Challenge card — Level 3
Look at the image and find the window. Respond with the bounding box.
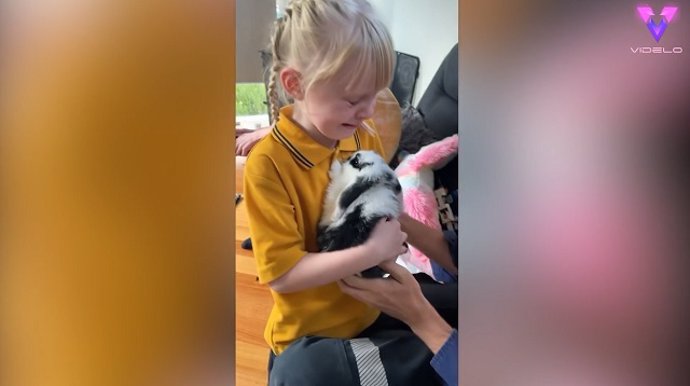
[236,83,269,129]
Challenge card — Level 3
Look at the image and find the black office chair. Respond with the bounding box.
[389,51,420,107]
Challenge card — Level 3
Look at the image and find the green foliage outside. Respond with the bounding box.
[236,83,267,116]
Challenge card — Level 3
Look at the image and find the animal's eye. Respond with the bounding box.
[350,154,360,168]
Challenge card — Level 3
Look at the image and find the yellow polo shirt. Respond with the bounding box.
[244,105,386,354]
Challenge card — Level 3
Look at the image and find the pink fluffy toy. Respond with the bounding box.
[395,134,459,278]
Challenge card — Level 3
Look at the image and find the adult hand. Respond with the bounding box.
[399,212,458,276]
[339,260,453,354]
[364,218,408,264]
[338,260,428,326]
[235,127,270,156]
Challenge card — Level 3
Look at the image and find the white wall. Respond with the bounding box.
[236,0,275,83]
[370,0,458,105]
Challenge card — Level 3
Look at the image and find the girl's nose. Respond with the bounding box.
[355,96,377,120]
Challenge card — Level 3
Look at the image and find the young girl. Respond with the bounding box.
[244,1,440,384]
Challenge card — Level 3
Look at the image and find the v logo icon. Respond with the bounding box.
[637,6,678,42]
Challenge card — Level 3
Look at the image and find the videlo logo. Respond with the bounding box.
[631,5,683,54]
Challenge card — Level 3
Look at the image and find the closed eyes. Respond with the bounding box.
[345,93,376,106]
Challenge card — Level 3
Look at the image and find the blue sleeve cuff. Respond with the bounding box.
[430,329,458,386]
[431,229,458,283]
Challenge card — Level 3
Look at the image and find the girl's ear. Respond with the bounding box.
[279,68,304,100]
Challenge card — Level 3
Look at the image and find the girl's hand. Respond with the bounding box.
[364,218,408,264]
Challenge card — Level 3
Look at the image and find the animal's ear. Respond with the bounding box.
[338,177,375,210]
[384,173,402,193]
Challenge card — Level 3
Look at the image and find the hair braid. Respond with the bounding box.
[267,15,288,127]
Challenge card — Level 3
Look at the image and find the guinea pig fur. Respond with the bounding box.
[317,151,402,277]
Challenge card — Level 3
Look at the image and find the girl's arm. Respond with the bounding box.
[399,212,458,276]
[269,218,407,293]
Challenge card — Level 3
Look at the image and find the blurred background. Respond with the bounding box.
[459,0,690,384]
[3,0,689,385]
[1,1,235,386]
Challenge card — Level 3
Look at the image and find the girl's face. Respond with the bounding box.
[291,69,380,148]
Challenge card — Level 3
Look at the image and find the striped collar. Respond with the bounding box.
[271,105,362,169]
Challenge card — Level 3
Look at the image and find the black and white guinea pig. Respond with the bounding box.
[317,150,403,278]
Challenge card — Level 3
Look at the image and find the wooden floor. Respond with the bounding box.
[235,156,273,386]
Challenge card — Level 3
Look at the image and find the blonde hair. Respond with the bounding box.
[267,0,395,126]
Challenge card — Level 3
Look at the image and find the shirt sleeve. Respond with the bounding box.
[430,329,458,386]
[243,154,308,284]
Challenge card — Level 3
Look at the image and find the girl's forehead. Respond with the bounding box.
[329,68,379,96]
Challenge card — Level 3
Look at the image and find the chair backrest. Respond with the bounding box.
[416,43,458,191]
[389,51,420,107]
[372,88,402,163]
[417,43,458,140]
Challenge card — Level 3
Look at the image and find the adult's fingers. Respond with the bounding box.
[237,143,249,156]
[235,128,253,136]
[340,275,370,289]
[337,280,375,303]
[378,260,414,285]
[400,234,409,254]
[337,278,372,296]
[236,138,254,156]
[340,274,387,291]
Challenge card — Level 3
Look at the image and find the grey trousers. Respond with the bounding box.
[268,316,444,386]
